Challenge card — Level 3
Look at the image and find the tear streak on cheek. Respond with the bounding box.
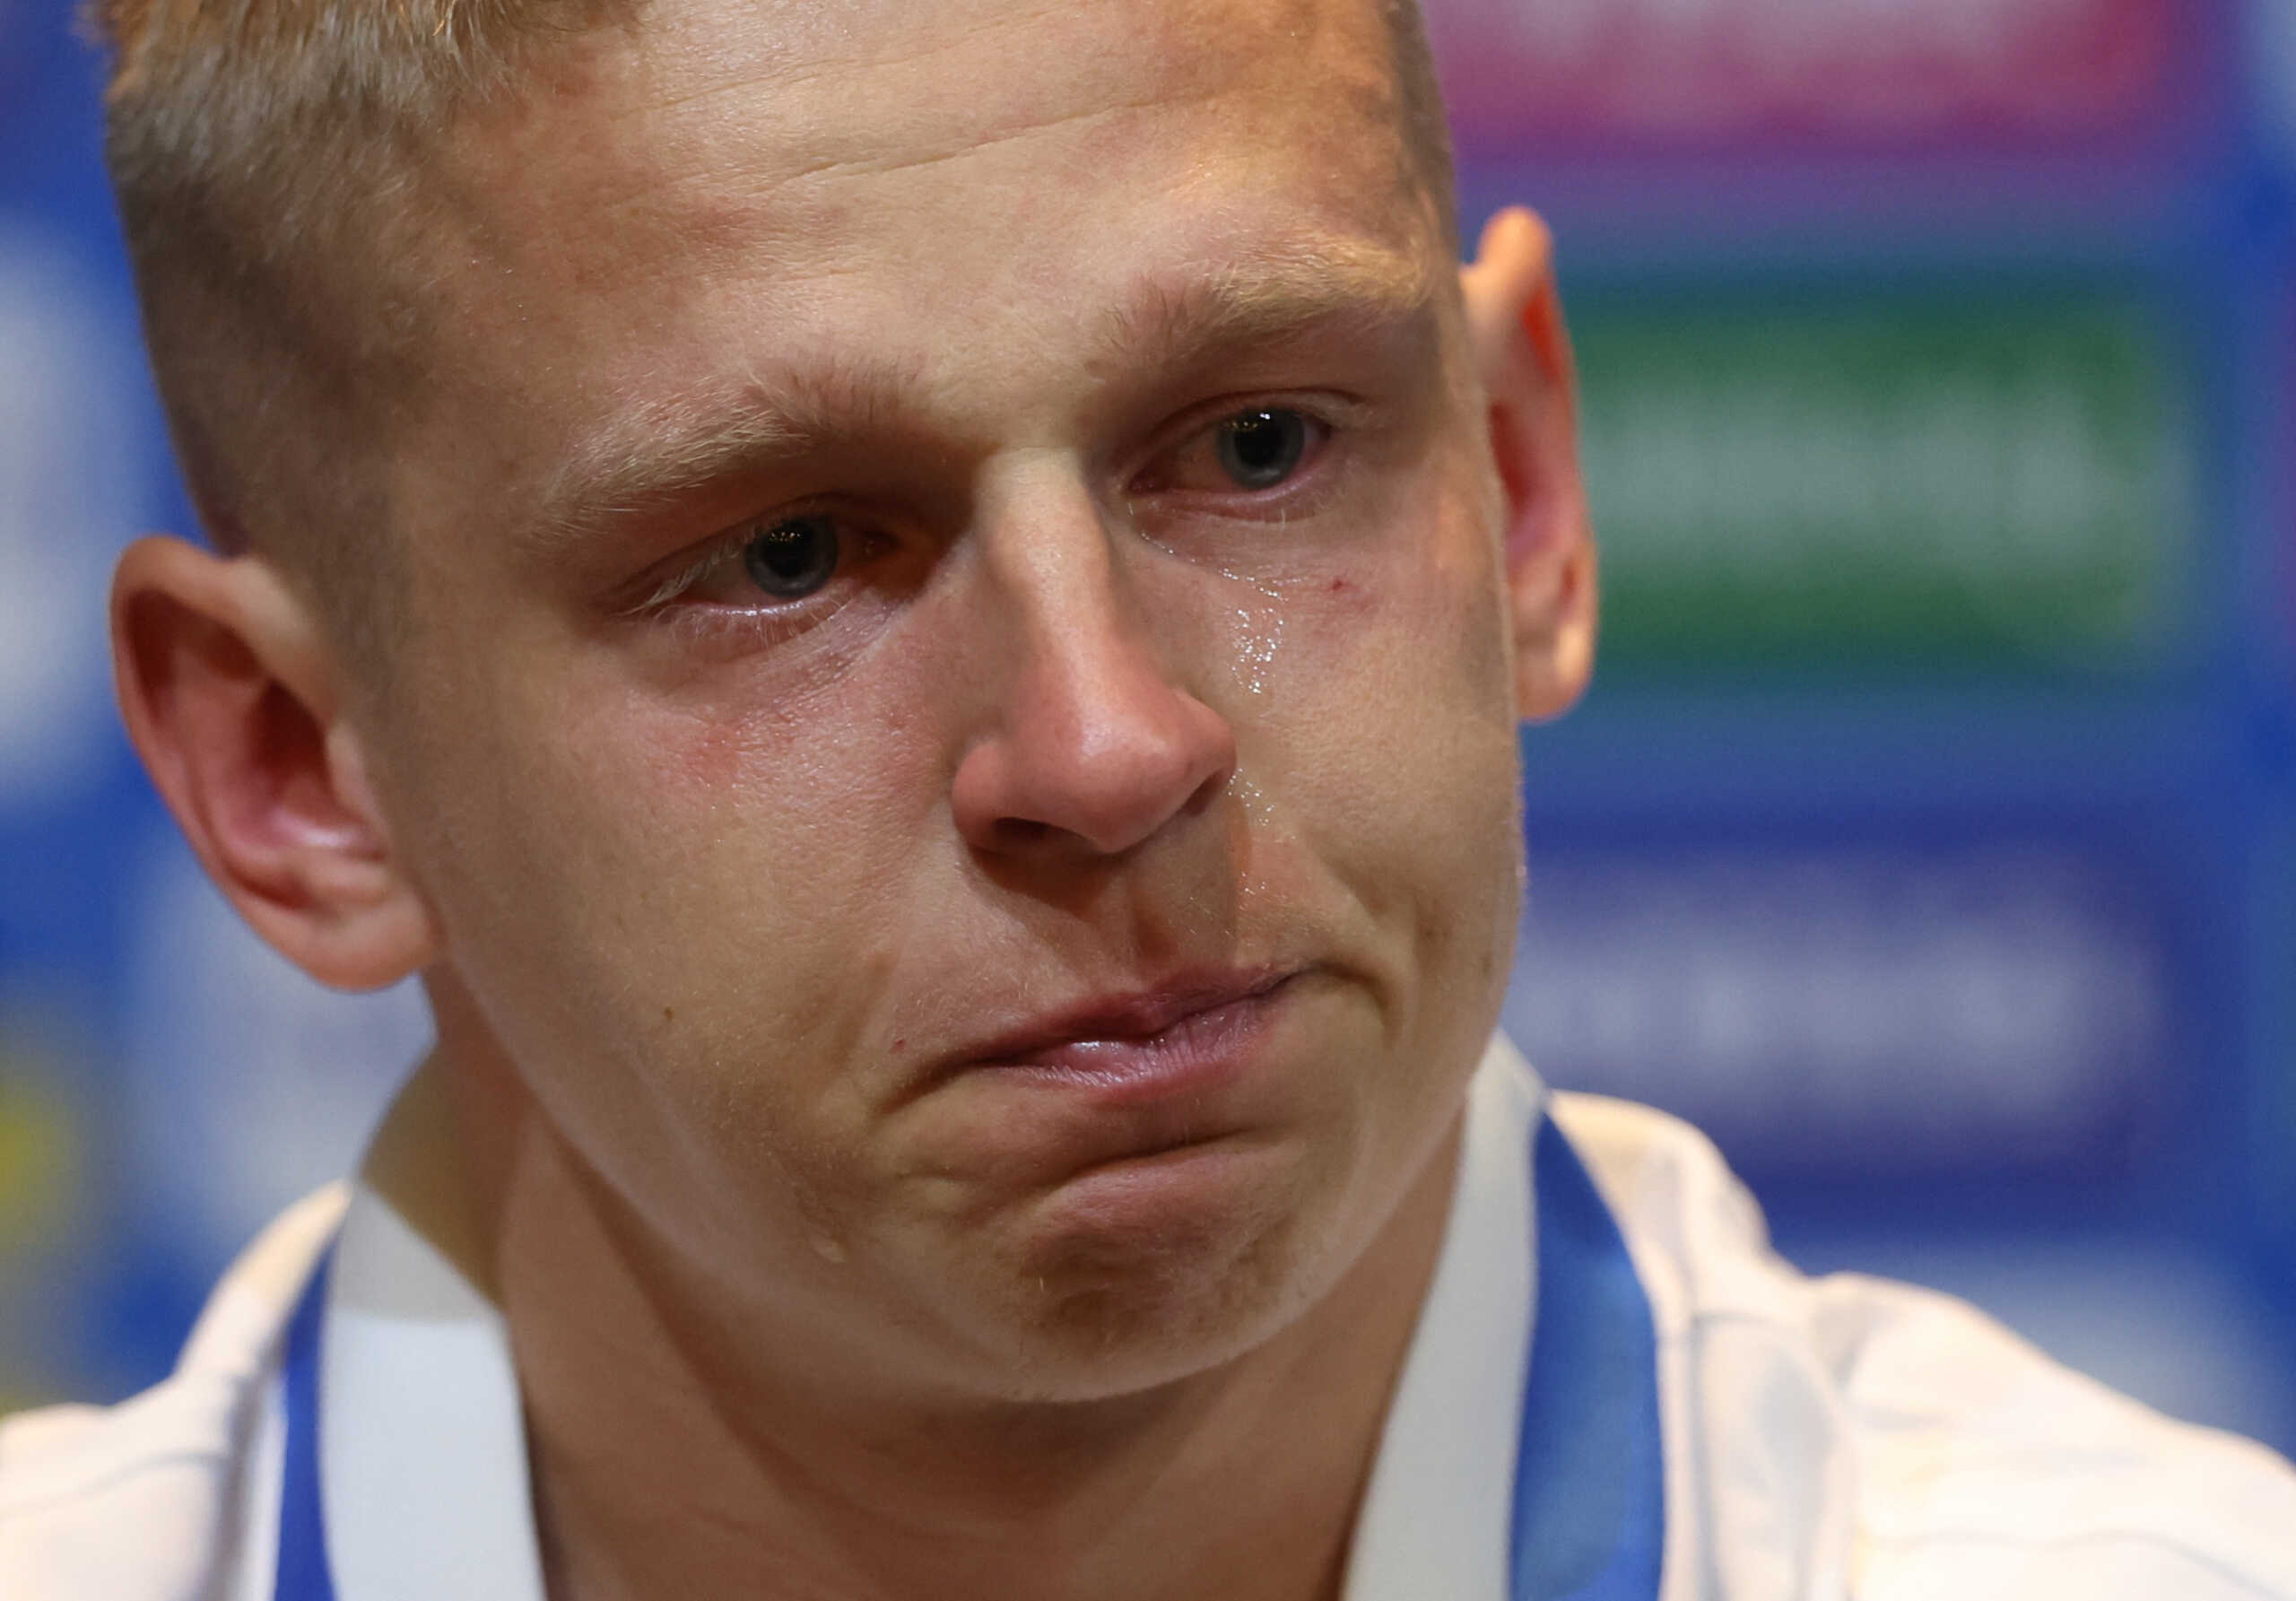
[1238,564,1390,684]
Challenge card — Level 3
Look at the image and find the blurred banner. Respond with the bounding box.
[1,0,2291,1452]
[1432,0,2183,149]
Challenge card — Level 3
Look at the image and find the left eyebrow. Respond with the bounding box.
[1092,238,1447,374]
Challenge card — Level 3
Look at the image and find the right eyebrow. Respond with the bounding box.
[521,356,920,563]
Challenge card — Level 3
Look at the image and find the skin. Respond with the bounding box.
[109,1,1595,1597]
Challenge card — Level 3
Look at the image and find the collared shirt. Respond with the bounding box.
[4,1038,2293,1599]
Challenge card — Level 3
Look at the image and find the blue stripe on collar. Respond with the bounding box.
[275,1247,338,1601]
[1511,1114,1667,1601]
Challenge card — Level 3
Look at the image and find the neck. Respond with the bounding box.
[369,1014,1462,1601]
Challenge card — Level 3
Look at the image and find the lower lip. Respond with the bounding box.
[970,979,1294,1108]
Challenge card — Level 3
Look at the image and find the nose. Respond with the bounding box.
[950,490,1236,860]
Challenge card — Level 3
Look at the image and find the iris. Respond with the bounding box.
[744,515,839,599]
[1217,410,1309,490]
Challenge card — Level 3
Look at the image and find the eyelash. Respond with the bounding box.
[624,518,887,612]
[631,543,736,613]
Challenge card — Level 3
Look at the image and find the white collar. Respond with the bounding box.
[320,1178,544,1601]
[1343,1037,1541,1601]
[314,1038,1544,1601]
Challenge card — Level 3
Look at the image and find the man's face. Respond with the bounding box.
[365,0,1526,1398]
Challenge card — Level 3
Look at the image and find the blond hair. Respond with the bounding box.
[89,0,625,666]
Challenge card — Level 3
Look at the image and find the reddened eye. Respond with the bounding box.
[742,515,840,598]
[1214,409,1313,490]
[1141,406,1330,500]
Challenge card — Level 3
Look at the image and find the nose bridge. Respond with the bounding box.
[951,461,1236,857]
[978,467,1150,710]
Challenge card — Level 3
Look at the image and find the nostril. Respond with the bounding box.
[994,817,1054,848]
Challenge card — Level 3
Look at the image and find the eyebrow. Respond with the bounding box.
[1092,238,1446,372]
[526,239,1444,558]
[525,358,921,562]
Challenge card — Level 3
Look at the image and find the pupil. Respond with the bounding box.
[1218,411,1304,490]
[743,516,839,598]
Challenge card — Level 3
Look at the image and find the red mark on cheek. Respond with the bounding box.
[1321,574,1379,618]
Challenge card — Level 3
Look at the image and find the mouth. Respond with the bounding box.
[926,967,1304,1108]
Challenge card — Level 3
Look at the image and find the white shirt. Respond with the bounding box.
[4,1039,2292,1599]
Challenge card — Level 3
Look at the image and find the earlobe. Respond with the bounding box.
[1459,206,1599,723]
[110,535,439,990]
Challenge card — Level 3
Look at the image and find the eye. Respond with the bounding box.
[1137,405,1332,501]
[1214,409,1312,490]
[742,514,841,599]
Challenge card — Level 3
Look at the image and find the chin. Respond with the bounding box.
[954,1141,1356,1402]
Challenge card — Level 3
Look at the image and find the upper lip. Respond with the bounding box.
[935,966,1298,1074]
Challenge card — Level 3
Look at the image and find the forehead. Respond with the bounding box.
[477,0,1413,226]
[402,0,1437,452]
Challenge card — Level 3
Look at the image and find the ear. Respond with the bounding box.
[1459,206,1597,723]
[110,535,440,990]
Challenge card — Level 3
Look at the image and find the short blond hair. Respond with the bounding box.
[88,0,1453,664]
[89,0,625,666]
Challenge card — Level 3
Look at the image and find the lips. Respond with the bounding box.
[926,967,1301,1107]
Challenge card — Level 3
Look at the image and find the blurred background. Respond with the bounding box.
[0,0,2290,1453]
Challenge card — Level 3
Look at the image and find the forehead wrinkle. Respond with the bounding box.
[580,49,1237,225]
[525,354,925,556]
[576,85,1215,233]
[778,90,1206,189]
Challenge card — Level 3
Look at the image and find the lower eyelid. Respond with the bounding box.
[657,588,864,657]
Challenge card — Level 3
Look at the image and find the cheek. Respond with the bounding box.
[552,685,935,1031]
[404,669,971,1275]
[1261,495,1517,786]
[1239,501,1524,994]
[399,647,944,1140]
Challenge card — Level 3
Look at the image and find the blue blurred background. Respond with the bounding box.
[0,0,2290,1452]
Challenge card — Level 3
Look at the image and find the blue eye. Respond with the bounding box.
[742,515,840,599]
[1215,410,1309,490]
